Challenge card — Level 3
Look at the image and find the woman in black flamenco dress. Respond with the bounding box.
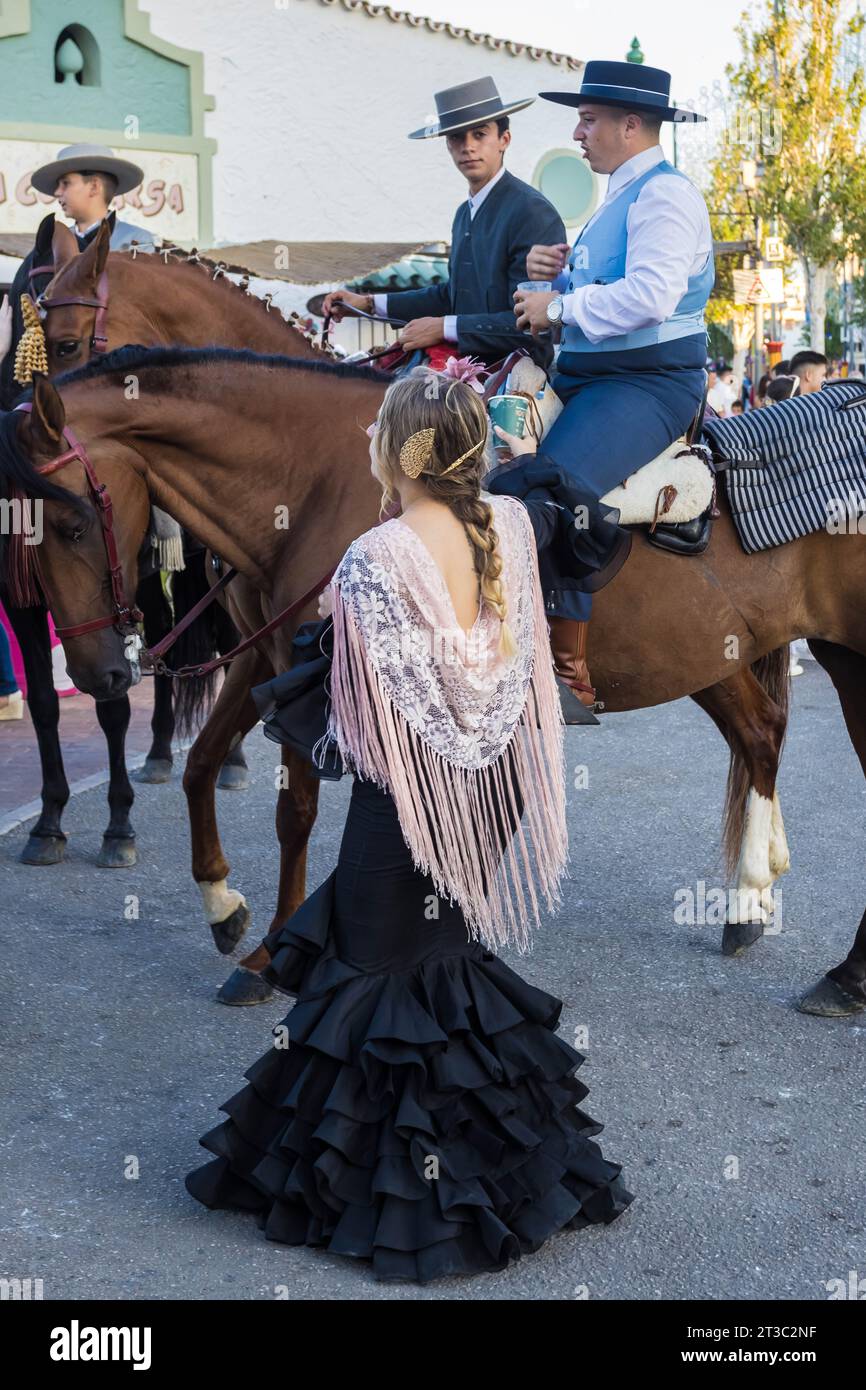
[185,371,633,1283]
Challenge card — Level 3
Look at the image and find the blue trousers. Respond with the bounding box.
[543,334,708,620]
[0,618,19,696]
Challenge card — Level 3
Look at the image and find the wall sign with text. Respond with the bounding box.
[0,140,199,242]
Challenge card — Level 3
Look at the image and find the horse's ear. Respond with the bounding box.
[52,219,79,273]
[80,219,111,281]
[34,212,56,262]
[28,373,67,452]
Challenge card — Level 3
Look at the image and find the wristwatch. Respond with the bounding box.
[546,295,564,324]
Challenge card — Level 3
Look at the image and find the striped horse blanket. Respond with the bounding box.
[701,381,866,553]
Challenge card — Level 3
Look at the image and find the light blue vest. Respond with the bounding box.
[560,159,714,355]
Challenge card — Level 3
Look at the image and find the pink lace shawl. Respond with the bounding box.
[322,493,568,952]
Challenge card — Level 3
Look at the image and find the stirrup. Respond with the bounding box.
[556,677,600,726]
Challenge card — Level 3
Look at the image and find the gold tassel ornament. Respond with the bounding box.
[13,294,48,385]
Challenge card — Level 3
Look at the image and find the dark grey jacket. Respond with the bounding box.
[383,169,566,367]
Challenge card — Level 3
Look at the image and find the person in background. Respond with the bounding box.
[789,349,828,394]
[322,78,566,368]
[755,372,773,407]
[707,361,736,416]
[0,292,23,719]
[771,358,791,377]
[730,398,744,414]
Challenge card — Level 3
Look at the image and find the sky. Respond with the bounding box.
[417,0,747,113]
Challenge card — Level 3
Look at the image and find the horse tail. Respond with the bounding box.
[721,646,792,876]
[167,552,235,738]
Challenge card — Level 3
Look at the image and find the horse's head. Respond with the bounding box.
[39,220,110,374]
[3,372,150,700]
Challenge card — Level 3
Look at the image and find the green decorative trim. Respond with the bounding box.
[0,0,216,245]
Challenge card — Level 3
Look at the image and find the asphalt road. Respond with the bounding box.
[1,657,864,1301]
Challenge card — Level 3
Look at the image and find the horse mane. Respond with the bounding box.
[0,406,87,601]
[0,406,85,507]
[118,242,339,358]
[55,343,389,389]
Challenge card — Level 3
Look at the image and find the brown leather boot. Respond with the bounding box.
[548,617,596,708]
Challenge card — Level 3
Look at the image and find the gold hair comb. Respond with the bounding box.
[440,436,485,476]
[399,427,436,478]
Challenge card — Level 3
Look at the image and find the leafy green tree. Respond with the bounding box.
[707,0,866,352]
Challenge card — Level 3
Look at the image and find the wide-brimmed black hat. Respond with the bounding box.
[540,61,706,123]
[408,77,534,140]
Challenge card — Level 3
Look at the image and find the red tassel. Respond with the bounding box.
[4,488,43,607]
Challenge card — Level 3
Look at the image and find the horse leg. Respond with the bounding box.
[216,730,250,792]
[798,640,866,1017]
[219,746,321,1006]
[689,657,789,957]
[2,600,69,864]
[214,600,250,792]
[94,694,138,867]
[182,645,270,955]
[136,571,175,783]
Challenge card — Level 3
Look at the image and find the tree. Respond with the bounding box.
[707,0,866,352]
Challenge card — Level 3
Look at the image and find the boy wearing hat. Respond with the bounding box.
[503,62,714,706]
[323,78,566,367]
[1,143,155,408]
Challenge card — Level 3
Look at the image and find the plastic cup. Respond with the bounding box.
[516,280,553,293]
[489,394,529,439]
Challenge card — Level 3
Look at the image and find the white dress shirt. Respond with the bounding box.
[374,165,508,343]
[561,144,712,345]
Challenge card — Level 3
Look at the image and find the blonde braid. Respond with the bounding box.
[450,493,516,660]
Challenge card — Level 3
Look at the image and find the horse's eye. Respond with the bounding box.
[60,520,87,543]
[55,340,80,358]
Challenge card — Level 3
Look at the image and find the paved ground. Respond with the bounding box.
[1,658,864,1301]
[0,683,157,830]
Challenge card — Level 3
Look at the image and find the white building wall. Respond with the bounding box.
[141,0,588,245]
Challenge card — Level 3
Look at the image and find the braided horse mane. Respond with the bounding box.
[125,240,340,359]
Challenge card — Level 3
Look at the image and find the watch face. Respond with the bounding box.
[547,297,563,323]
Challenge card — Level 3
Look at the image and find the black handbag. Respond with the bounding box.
[251,618,344,780]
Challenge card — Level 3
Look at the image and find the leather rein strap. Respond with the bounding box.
[38,268,110,353]
[15,402,143,639]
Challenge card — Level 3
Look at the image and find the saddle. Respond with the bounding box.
[505,358,715,556]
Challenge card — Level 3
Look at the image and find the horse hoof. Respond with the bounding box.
[135,757,172,784]
[210,902,250,955]
[19,834,66,866]
[798,975,866,1018]
[96,837,138,868]
[217,967,275,1006]
[217,763,249,791]
[721,919,764,956]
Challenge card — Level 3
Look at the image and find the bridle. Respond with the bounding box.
[36,268,110,354]
[14,402,143,642]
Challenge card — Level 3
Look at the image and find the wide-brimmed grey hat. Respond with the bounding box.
[30,142,144,196]
[409,77,534,140]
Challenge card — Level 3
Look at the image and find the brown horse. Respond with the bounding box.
[36,225,803,973]
[5,346,865,1019]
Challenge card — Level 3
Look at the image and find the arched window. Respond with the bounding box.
[54,25,101,86]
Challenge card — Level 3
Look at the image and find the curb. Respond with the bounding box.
[0,740,195,839]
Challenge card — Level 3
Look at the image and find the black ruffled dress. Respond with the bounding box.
[185,773,633,1283]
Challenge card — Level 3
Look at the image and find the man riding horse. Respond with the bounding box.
[1,142,156,410]
[504,62,714,707]
[322,77,566,368]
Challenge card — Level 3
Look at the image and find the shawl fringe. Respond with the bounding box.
[323,571,568,953]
